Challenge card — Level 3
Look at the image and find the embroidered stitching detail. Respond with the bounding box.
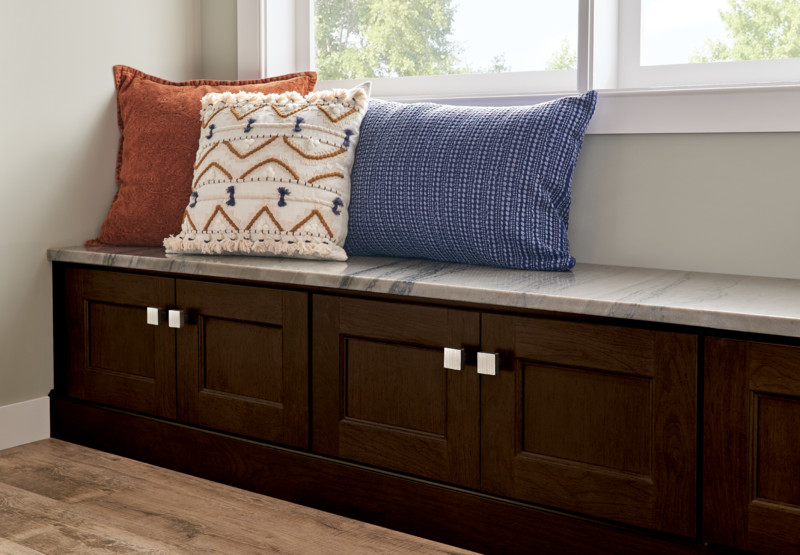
[318,104,357,123]
[192,177,344,196]
[203,205,239,232]
[202,107,227,129]
[277,186,291,207]
[223,136,278,159]
[245,206,284,231]
[290,209,334,238]
[194,162,233,189]
[240,158,300,181]
[283,136,346,160]
[230,105,266,121]
[308,172,345,183]
[182,210,197,231]
[194,143,219,169]
[271,104,309,118]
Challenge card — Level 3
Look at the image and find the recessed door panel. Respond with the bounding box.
[313,295,480,488]
[88,302,158,379]
[345,338,447,436]
[177,280,308,448]
[202,317,283,404]
[78,269,176,418]
[705,337,800,553]
[482,314,696,537]
[523,363,652,475]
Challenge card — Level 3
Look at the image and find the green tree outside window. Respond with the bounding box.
[691,0,800,62]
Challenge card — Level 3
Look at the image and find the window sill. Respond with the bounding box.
[349,83,800,135]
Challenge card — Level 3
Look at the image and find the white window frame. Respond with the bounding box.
[237,0,800,134]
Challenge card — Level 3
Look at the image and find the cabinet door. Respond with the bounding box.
[176,280,308,448]
[61,268,176,418]
[705,337,800,554]
[481,314,697,537]
[312,295,480,488]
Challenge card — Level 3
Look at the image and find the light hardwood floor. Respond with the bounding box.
[0,439,475,554]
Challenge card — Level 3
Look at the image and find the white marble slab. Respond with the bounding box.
[47,246,800,338]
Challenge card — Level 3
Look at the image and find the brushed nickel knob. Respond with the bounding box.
[443,347,465,371]
[146,307,162,326]
[477,352,499,376]
[168,310,185,329]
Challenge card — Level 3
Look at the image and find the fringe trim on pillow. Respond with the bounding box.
[163,231,347,261]
[202,87,370,112]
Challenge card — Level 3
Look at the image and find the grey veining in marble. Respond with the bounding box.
[48,246,800,338]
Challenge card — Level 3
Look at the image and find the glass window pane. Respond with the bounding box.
[641,0,800,66]
[313,0,578,80]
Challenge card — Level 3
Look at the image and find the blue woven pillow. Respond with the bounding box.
[344,92,597,270]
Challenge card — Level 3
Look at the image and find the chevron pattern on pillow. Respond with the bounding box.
[164,85,370,260]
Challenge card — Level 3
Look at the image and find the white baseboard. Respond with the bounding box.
[0,397,50,451]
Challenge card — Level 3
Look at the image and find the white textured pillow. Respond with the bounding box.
[164,85,370,260]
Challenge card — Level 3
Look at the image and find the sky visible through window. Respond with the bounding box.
[451,0,731,71]
[449,0,578,72]
[641,0,729,65]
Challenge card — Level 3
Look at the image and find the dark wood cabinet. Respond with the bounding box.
[312,295,480,488]
[60,268,177,418]
[176,280,308,447]
[704,337,800,554]
[482,315,697,536]
[56,267,308,448]
[52,261,800,554]
[312,294,697,536]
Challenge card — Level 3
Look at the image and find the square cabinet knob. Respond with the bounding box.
[146,307,162,326]
[477,352,499,376]
[444,347,465,371]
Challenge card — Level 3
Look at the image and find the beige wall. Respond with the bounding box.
[0,0,202,409]
[570,133,800,278]
[201,0,239,80]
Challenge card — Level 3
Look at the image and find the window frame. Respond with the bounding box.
[237,0,800,134]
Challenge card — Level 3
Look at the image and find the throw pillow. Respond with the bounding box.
[163,85,371,261]
[344,92,597,271]
[87,65,318,247]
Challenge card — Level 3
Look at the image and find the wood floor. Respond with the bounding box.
[0,439,475,554]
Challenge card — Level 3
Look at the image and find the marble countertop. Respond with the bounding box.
[48,246,800,339]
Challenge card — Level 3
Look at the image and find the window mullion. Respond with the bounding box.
[237,0,265,80]
[577,0,594,92]
[616,0,641,89]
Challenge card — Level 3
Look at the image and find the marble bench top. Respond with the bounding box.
[47,246,800,339]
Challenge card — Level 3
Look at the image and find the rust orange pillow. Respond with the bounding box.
[87,65,317,246]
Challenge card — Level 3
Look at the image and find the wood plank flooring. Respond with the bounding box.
[0,439,475,554]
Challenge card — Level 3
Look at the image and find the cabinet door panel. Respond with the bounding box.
[177,280,308,448]
[523,364,652,474]
[705,338,800,554]
[482,314,697,537]
[312,295,480,488]
[68,268,176,418]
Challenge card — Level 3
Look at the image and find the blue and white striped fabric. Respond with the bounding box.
[344,91,597,271]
